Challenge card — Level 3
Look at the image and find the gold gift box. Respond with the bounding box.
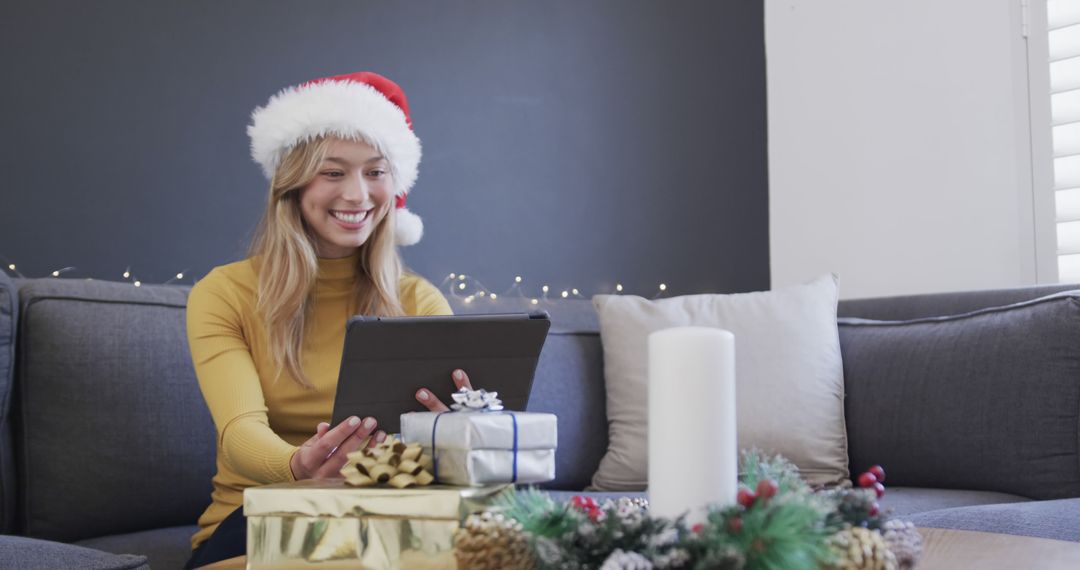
[243,479,512,570]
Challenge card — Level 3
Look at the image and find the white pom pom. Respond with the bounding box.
[395,207,424,246]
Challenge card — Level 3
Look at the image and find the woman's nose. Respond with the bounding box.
[340,174,370,202]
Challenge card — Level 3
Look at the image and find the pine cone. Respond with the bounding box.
[454,511,536,570]
[881,520,923,570]
[826,527,898,570]
[599,549,654,570]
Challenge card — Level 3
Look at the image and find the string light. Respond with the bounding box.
[659,283,667,291]
[489,293,497,300]
[449,273,456,279]
[515,276,522,283]
[616,284,623,292]
[571,288,579,296]
[458,283,466,290]
[7,264,14,271]
[561,290,569,298]
[134,281,141,287]
[542,285,549,293]
[49,267,75,278]
[531,299,538,305]
[123,266,131,279]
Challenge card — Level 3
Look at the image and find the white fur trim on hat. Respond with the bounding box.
[247,80,422,196]
[395,207,424,246]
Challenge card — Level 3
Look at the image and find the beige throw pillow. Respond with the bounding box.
[590,274,848,491]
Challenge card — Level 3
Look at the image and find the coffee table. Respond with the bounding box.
[200,527,1080,569]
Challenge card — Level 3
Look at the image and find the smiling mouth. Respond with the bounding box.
[331,210,369,224]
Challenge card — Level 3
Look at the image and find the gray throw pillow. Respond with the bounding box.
[839,291,1080,500]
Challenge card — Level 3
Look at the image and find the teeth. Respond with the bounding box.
[332,210,368,224]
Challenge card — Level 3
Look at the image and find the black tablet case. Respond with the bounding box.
[331,311,551,434]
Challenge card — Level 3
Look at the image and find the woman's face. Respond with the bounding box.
[299,138,394,258]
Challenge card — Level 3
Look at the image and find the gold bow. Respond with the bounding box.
[339,435,436,488]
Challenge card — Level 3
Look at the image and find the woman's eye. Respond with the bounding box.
[367,169,387,177]
[321,171,344,178]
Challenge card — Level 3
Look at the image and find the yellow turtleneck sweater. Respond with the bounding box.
[185,254,452,550]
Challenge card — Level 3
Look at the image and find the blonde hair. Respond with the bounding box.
[249,136,406,388]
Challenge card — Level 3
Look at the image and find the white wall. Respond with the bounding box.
[766,0,1048,299]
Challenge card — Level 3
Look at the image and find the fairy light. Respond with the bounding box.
[438,273,686,302]
[51,271,59,277]
[134,281,141,287]
[7,264,14,271]
[49,267,75,278]
[123,266,131,279]
[176,273,184,280]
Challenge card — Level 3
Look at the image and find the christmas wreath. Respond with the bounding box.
[455,450,922,570]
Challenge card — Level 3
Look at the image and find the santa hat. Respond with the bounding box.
[247,71,425,246]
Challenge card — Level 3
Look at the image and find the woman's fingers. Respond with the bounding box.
[312,416,375,459]
[415,388,450,412]
[452,369,473,390]
[315,427,384,477]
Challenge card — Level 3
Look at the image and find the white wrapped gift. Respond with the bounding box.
[399,389,557,486]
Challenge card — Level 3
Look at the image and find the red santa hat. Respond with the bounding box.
[247,71,425,246]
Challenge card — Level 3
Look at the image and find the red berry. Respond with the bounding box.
[868,465,886,483]
[869,502,880,517]
[728,517,743,534]
[756,479,779,499]
[587,506,602,522]
[691,523,705,534]
[737,488,758,508]
[857,472,878,488]
[570,496,598,511]
[873,482,885,498]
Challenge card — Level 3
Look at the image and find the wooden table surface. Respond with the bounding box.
[201,527,1080,569]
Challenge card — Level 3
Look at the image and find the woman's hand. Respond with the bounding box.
[414,368,473,411]
[290,416,387,480]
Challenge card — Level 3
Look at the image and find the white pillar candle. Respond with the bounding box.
[648,326,737,525]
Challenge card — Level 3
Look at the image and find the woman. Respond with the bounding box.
[184,71,469,569]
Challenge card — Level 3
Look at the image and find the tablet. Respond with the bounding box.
[330,311,551,434]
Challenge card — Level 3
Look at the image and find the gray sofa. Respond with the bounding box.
[1,270,1079,569]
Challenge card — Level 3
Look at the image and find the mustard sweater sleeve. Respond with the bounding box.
[406,274,454,316]
[186,272,298,484]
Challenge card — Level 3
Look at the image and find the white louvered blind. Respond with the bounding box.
[1050,0,1080,281]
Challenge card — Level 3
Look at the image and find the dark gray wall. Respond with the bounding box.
[0,0,768,297]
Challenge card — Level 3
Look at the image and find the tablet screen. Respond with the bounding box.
[331,311,551,434]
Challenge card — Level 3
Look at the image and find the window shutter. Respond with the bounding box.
[1050,0,1080,280]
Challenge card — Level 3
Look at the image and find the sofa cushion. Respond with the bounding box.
[589,275,848,491]
[75,524,197,570]
[0,535,149,570]
[15,278,216,542]
[908,498,1080,542]
[839,292,1080,500]
[0,270,17,534]
[878,487,1030,517]
[528,330,607,490]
